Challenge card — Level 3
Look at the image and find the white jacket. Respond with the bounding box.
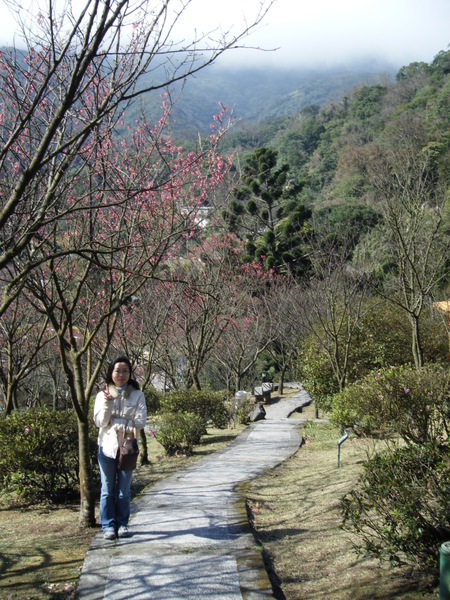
[93,384,147,452]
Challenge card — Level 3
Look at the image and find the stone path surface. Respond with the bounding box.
[77,386,312,600]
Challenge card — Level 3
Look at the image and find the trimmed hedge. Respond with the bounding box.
[150,388,233,455]
[0,407,98,504]
[154,411,205,456]
[330,363,449,443]
[159,389,230,429]
[143,385,163,415]
[341,441,450,571]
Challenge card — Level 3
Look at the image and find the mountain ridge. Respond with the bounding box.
[135,60,399,136]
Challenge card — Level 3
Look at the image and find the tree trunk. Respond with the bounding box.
[77,417,96,528]
[410,314,424,369]
[279,365,286,395]
[192,373,202,390]
[4,380,18,415]
[139,428,150,466]
[5,390,14,415]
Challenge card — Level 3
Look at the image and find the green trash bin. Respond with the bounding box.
[440,542,450,600]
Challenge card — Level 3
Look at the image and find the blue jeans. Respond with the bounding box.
[97,446,134,531]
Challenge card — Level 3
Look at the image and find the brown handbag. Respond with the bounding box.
[117,422,139,471]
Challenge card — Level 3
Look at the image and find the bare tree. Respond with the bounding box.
[264,277,306,394]
[212,287,273,392]
[354,113,449,368]
[0,292,54,413]
[164,234,262,390]
[296,234,370,396]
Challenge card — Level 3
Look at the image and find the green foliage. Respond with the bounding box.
[430,49,450,81]
[227,147,311,277]
[0,407,98,504]
[153,390,232,455]
[330,363,449,443]
[232,393,255,425]
[396,61,430,81]
[350,84,388,120]
[299,301,400,407]
[143,385,163,415]
[341,441,450,572]
[313,203,381,249]
[299,299,447,414]
[159,389,230,429]
[154,411,206,456]
[299,337,339,412]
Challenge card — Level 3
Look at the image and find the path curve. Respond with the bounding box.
[77,388,312,599]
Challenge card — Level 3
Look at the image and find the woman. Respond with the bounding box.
[93,355,147,540]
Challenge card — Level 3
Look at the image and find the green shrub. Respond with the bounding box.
[299,300,447,415]
[228,394,255,425]
[299,338,339,412]
[159,389,230,429]
[155,412,205,456]
[0,407,98,504]
[330,363,449,443]
[143,385,163,415]
[341,441,450,573]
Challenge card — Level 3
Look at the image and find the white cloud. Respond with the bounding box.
[0,0,448,69]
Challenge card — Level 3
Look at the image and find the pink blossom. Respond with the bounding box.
[24,427,30,434]
[404,388,410,394]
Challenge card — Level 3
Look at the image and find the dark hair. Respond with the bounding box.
[105,355,140,390]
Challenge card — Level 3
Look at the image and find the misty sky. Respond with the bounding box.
[0,0,449,70]
[213,0,450,69]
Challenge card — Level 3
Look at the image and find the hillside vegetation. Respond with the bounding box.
[125,60,397,136]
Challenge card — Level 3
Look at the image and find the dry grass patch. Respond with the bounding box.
[0,426,244,600]
[246,403,438,599]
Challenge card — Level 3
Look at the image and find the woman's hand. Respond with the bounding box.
[100,383,113,401]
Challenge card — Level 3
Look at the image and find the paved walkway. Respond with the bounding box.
[77,386,312,600]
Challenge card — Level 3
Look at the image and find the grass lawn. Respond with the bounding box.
[246,401,439,599]
[0,426,244,599]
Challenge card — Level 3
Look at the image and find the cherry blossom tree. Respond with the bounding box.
[0,292,55,414]
[107,278,181,464]
[110,273,202,394]
[0,0,275,526]
[212,284,273,391]
[22,108,232,525]
[163,233,270,390]
[0,0,273,316]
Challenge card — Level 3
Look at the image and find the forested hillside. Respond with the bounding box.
[219,48,449,273]
[218,48,449,270]
[128,60,396,136]
[214,49,450,581]
[224,48,450,192]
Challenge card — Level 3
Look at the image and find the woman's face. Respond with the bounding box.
[111,362,131,388]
